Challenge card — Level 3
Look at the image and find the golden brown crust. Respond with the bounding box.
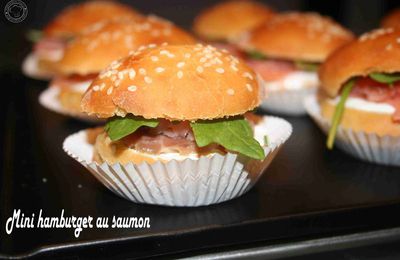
[43,1,142,38]
[320,97,400,136]
[239,12,354,62]
[81,44,261,120]
[94,131,158,164]
[193,0,275,42]
[319,28,400,97]
[58,88,84,113]
[56,16,196,75]
[37,59,59,75]
[381,8,400,28]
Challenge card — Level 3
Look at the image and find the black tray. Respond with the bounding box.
[1,73,400,259]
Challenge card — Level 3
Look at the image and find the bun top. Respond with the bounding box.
[381,9,400,28]
[44,1,141,38]
[193,0,275,42]
[81,44,261,120]
[57,16,196,75]
[239,12,354,62]
[319,28,400,97]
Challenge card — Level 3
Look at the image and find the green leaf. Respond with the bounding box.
[190,117,265,160]
[369,72,400,85]
[326,79,355,149]
[246,50,267,60]
[26,30,43,43]
[105,116,159,141]
[294,60,319,72]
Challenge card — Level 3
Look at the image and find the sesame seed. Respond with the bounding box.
[227,89,235,95]
[115,79,121,87]
[151,56,159,62]
[155,67,165,73]
[92,85,100,91]
[177,62,185,68]
[397,37,400,44]
[200,57,207,63]
[184,53,191,58]
[148,43,156,48]
[196,66,204,73]
[246,84,253,92]
[231,65,238,71]
[128,85,137,92]
[144,76,152,84]
[129,69,136,80]
[139,68,146,75]
[243,72,253,80]
[107,88,113,95]
[118,72,124,80]
[100,83,106,90]
[216,68,225,74]
[177,71,183,79]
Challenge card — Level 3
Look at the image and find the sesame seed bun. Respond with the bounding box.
[239,12,354,62]
[81,44,261,120]
[56,17,196,76]
[193,0,275,42]
[319,97,400,136]
[319,28,400,97]
[43,1,142,38]
[381,8,400,28]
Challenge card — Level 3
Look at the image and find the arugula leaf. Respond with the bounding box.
[295,60,319,72]
[369,72,400,86]
[26,30,42,43]
[190,117,265,160]
[246,50,267,60]
[326,79,355,149]
[105,116,159,141]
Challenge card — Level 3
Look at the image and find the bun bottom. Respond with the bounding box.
[58,88,84,113]
[320,98,400,136]
[94,132,160,164]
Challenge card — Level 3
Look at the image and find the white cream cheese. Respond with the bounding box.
[70,80,93,93]
[329,96,395,114]
[51,80,92,93]
[265,71,319,91]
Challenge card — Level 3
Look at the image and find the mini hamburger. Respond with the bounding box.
[44,17,195,116]
[318,28,400,150]
[381,8,400,28]
[193,0,275,56]
[81,44,266,164]
[239,12,354,115]
[23,0,141,79]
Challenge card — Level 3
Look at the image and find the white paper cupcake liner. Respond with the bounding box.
[63,116,292,207]
[22,53,54,80]
[260,87,316,116]
[304,95,400,166]
[39,87,103,123]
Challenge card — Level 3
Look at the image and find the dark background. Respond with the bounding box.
[1,0,400,73]
[1,1,400,259]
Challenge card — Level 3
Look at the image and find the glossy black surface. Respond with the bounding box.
[1,73,400,258]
